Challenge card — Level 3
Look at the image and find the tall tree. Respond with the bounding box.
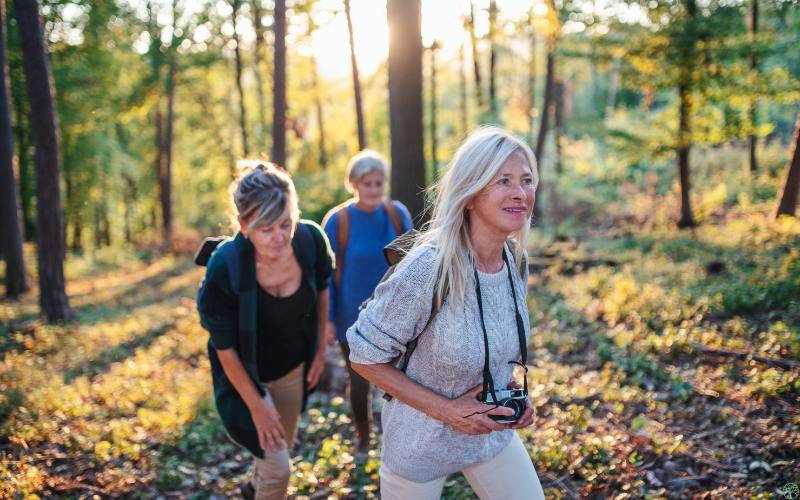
[428,41,440,175]
[776,116,800,217]
[554,80,566,174]
[458,42,468,137]
[0,0,27,297]
[487,0,498,119]
[527,8,537,147]
[535,49,554,164]
[387,0,425,224]
[747,0,759,174]
[232,0,249,156]
[13,0,70,320]
[252,0,268,153]
[466,2,484,111]
[344,0,366,150]
[272,0,286,167]
[675,0,697,228]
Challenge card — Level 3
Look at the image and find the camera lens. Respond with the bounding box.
[501,398,525,420]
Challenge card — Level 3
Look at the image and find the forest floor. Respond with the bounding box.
[1,209,799,499]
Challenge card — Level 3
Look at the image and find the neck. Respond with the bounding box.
[253,245,288,266]
[469,223,506,273]
[354,198,380,212]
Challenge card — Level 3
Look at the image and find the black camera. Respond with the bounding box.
[480,388,528,424]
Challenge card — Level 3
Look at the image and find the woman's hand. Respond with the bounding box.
[505,380,533,430]
[248,397,287,453]
[437,384,515,435]
[307,347,326,390]
[325,320,337,346]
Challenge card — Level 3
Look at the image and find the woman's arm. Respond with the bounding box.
[216,347,287,452]
[352,362,513,435]
[306,288,330,389]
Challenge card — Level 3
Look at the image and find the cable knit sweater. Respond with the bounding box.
[346,244,530,482]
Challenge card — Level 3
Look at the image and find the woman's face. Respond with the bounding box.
[468,152,535,238]
[240,211,294,260]
[353,171,385,211]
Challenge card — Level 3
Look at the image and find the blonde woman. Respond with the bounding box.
[322,150,413,456]
[346,128,546,499]
[197,162,334,499]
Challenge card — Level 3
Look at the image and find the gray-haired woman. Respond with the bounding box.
[346,128,546,499]
[197,162,334,499]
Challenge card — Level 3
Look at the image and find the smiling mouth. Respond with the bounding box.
[504,207,527,215]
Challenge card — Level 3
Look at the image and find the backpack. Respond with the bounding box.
[326,199,405,288]
[371,232,527,401]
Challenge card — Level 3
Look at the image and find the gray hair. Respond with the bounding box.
[229,160,300,231]
[345,149,388,192]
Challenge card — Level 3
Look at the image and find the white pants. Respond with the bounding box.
[379,433,546,500]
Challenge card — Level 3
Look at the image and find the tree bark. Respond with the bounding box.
[467,2,483,111]
[232,0,249,155]
[458,42,468,137]
[554,80,565,174]
[252,0,268,153]
[428,42,439,177]
[527,9,536,147]
[748,0,758,174]
[0,0,27,297]
[13,0,70,320]
[775,116,800,217]
[387,0,425,224]
[676,0,697,229]
[488,0,498,119]
[160,53,175,245]
[344,0,366,150]
[535,49,554,164]
[272,0,286,167]
[605,56,621,121]
[310,54,327,168]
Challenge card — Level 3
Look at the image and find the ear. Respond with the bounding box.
[238,216,249,237]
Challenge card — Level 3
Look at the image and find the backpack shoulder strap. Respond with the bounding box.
[326,201,352,289]
[384,199,404,236]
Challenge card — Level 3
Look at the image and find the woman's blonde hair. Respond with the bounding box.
[229,160,300,232]
[415,126,538,306]
[345,149,388,193]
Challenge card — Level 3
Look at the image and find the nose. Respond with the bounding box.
[510,181,526,200]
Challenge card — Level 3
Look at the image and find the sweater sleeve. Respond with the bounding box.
[346,246,436,365]
[197,250,238,350]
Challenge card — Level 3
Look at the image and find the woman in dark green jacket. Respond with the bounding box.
[197,162,333,500]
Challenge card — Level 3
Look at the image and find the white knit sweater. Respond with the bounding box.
[346,244,530,482]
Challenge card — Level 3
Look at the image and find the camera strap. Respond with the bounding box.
[473,246,529,404]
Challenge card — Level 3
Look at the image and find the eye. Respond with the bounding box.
[498,178,511,186]
[522,178,534,186]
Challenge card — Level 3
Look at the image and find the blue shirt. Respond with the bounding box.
[324,201,413,342]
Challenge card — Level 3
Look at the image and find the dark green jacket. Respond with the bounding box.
[196,220,333,458]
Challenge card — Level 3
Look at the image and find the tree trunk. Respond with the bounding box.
[554,80,565,174]
[458,42,468,137]
[232,0,249,156]
[605,56,621,121]
[428,42,439,177]
[272,0,286,167]
[160,53,175,245]
[488,0,498,119]
[13,97,34,241]
[467,2,483,111]
[776,116,800,217]
[527,9,536,147]
[535,49,554,164]
[310,54,327,168]
[676,0,696,229]
[387,0,425,225]
[344,0,366,151]
[748,0,758,174]
[252,0,268,153]
[14,0,70,320]
[0,0,27,297]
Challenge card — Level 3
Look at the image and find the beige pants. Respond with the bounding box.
[379,433,546,500]
[252,363,304,500]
